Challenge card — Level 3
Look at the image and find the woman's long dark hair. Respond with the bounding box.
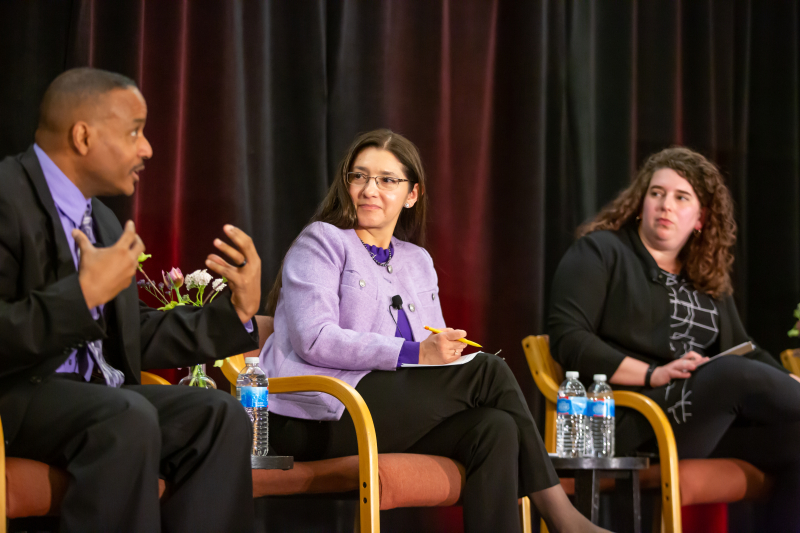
[578,146,736,298]
[265,129,428,315]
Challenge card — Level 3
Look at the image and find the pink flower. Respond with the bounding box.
[168,267,184,289]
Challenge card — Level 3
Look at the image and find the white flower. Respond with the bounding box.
[212,278,227,292]
[185,269,213,289]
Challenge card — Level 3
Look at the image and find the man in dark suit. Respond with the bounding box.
[0,67,261,531]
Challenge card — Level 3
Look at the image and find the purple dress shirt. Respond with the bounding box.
[34,144,100,381]
[363,243,419,365]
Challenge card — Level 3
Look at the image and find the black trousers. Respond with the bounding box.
[7,374,255,533]
[270,353,559,533]
[616,355,800,530]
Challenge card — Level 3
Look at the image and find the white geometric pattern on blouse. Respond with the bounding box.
[662,270,719,357]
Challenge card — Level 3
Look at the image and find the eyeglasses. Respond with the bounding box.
[346,172,411,191]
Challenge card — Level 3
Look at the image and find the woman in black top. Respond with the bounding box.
[548,147,800,528]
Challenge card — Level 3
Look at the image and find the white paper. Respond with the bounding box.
[401,352,478,368]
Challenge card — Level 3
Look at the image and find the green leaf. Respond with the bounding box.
[157,301,181,311]
[213,359,224,368]
[138,253,152,263]
[790,328,799,338]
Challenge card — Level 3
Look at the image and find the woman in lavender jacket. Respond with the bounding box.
[260,129,606,533]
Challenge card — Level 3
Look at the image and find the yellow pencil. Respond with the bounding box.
[424,326,483,348]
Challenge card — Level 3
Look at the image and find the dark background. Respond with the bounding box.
[2,0,799,432]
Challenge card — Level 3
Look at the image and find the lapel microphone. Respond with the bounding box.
[391,295,403,310]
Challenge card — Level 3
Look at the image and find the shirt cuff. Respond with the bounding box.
[397,341,420,366]
[243,318,255,334]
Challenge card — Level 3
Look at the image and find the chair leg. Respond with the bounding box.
[650,493,663,533]
[519,496,532,533]
[353,507,360,533]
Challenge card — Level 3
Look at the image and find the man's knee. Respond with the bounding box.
[78,392,161,457]
[115,393,161,442]
[193,389,252,437]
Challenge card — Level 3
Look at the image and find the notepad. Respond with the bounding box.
[401,352,478,367]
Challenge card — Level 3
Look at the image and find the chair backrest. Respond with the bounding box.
[521,335,563,453]
[221,315,274,393]
[780,348,800,375]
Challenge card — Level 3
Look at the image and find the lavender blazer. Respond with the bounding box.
[259,221,446,421]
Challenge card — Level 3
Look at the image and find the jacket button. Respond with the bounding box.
[409,304,416,312]
[30,376,41,384]
[359,280,366,288]
[431,293,436,301]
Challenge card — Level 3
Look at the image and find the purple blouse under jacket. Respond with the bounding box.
[362,243,419,366]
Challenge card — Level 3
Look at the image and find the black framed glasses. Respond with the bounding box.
[346,172,411,191]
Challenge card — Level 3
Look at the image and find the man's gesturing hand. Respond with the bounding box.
[205,225,262,324]
[73,220,145,310]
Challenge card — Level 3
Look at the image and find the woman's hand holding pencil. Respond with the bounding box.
[419,326,480,365]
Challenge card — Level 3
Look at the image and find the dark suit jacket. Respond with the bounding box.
[0,146,259,445]
[547,221,787,389]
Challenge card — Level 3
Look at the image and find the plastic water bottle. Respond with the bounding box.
[587,374,615,458]
[556,371,588,458]
[236,357,269,456]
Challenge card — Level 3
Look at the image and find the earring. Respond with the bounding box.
[635,215,641,222]
[404,203,410,208]
[693,228,702,236]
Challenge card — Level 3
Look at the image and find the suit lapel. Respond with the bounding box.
[19,146,77,280]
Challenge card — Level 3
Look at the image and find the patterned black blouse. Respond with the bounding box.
[661,270,720,357]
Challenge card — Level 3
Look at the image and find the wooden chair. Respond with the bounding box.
[522,335,773,533]
[220,316,533,533]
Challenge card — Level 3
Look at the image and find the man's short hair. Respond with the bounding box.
[38,67,138,131]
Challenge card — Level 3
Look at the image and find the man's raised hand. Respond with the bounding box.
[205,225,262,324]
[73,220,145,309]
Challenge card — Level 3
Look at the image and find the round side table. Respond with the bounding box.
[550,456,650,533]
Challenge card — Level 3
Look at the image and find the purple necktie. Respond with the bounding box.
[78,209,125,387]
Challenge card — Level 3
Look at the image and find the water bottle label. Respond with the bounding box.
[589,399,615,417]
[240,387,268,408]
[556,397,587,416]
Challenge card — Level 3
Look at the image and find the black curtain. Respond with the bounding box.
[2,0,800,410]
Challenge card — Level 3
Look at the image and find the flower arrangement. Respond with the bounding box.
[789,303,800,337]
[137,253,227,387]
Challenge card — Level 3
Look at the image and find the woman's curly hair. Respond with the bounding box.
[577,147,737,298]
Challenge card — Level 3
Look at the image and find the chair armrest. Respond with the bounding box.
[615,391,681,533]
[521,336,560,403]
[220,355,246,394]
[267,376,379,532]
[781,349,800,374]
[141,371,171,385]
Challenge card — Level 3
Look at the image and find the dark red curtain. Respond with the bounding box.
[2,2,800,529]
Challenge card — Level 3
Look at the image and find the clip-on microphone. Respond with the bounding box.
[389,295,403,326]
[391,295,403,310]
